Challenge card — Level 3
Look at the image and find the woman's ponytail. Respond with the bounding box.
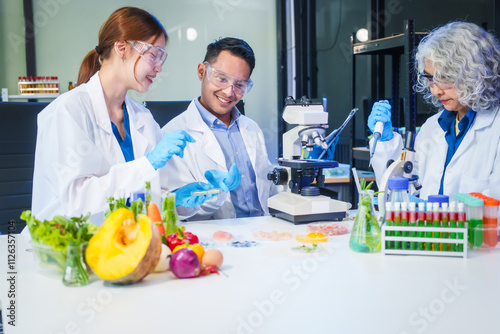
[76,49,102,86]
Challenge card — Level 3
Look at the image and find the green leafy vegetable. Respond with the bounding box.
[21,211,97,250]
[360,178,373,191]
[293,243,319,253]
[21,211,98,274]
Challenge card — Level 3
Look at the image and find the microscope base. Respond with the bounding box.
[268,192,351,224]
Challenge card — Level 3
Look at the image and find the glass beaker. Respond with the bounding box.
[62,242,92,287]
[350,189,382,253]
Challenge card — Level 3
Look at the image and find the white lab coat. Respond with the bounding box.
[31,72,166,224]
[161,99,278,220]
[371,106,500,200]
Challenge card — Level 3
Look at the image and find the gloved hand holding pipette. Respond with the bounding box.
[367,100,394,164]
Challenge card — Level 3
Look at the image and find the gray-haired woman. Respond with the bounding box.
[368,21,500,200]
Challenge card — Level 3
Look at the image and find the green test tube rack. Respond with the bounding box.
[381,224,468,258]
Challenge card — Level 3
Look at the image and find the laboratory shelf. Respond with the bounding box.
[6,94,59,100]
[353,32,428,55]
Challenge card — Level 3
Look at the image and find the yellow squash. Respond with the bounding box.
[86,208,161,284]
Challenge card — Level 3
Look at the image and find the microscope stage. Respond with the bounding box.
[268,192,351,224]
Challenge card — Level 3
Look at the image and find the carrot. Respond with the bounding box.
[148,203,165,236]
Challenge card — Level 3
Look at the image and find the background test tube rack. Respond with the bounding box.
[18,77,59,95]
[382,225,468,258]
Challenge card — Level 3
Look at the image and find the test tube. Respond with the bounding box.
[441,203,449,251]
[394,202,401,250]
[449,202,457,252]
[457,202,465,252]
[385,202,394,250]
[425,202,433,251]
[482,197,499,248]
[432,202,441,251]
[466,195,483,248]
[417,202,426,250]
[409,202,417,250]
[401,202,409,250]
[470,193,499,248]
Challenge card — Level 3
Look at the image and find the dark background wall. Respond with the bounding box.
[315,0,496,165]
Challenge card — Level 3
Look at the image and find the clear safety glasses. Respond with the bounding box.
[127,40,168,67]
[419,73,454,89]
[204,62,253,95]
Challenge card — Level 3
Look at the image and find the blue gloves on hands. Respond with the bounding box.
[308,129,339,160]
[204,163,241,193]
[174,182,217,207]
[146,130,195,170]
[367,100,394,141]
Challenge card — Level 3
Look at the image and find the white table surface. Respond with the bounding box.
[1,216,499,334]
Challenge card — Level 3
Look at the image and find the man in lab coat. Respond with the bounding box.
[162,37,278,220]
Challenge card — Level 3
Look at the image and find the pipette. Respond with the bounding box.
[369,121,384,167]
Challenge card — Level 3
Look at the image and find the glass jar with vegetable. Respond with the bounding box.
[21,211,97,284]
[350,180,381,253]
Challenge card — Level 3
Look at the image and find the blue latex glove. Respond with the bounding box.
[146,130,195,170]
[174,182,217,207]
[204,163,241,193]
[367,100,394,141]
[308,129,339,160]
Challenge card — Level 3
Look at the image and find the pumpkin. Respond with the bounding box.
[85,208,161,284]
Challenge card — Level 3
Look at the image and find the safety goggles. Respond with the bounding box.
[127,40,168,67]
[419,72,454,89]
[204,62,253,95]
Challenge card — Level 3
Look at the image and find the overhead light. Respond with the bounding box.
[356,28,369,42]
[186,28,198,41]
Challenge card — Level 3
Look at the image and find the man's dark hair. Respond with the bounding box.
[204,37,255,75]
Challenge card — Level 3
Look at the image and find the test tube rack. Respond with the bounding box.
[381,224,468,258]
[17,76,59,96]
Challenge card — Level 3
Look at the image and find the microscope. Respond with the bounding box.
[267,96,352,224]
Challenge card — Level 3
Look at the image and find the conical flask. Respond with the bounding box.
[350,189,381,253]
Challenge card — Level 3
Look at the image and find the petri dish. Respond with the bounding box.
[307,222,350,236]
[191,188,222,196]
[252,229,293,241]
[295,232,329,243]
[228,240,259,248]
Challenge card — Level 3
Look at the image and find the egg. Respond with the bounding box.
[201,249,224,268]
[154,244,171,272]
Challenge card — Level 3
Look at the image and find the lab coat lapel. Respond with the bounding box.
[88,73,124,165]
[239,117,257,167]
[450,110,496,164]
[124,97,149,158]
[185,102,226,169]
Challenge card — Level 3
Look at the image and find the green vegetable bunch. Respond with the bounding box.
[105,182,152,221]
[21,211,97,250]
[360,178,374,191]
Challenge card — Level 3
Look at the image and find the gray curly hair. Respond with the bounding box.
[414,21,500,112]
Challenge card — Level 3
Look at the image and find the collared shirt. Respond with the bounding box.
[437,108,476,194]
[111,103,135,162]
[195,98,263,217]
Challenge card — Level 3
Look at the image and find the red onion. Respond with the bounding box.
[169,248,200,278]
